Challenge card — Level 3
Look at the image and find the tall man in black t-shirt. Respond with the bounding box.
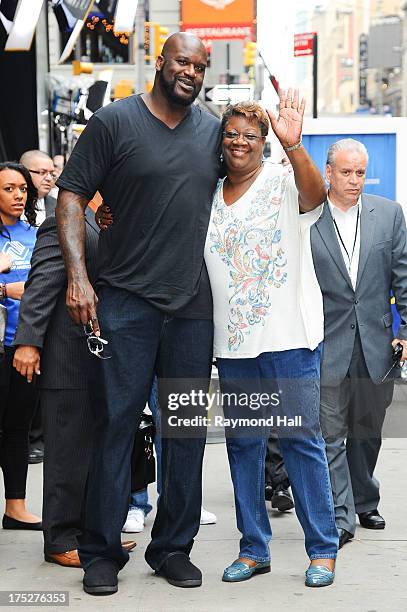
[56,33,221,594]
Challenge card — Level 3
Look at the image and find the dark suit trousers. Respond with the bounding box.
[41,389,93,554]
[29,399,44,450]
[320,332,393,534]
[265,427,289,489]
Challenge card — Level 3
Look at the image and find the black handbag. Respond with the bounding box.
[130,412,156,493]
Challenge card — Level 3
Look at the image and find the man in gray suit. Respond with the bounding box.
[311,138,407,549]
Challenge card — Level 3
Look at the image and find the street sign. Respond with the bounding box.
[293,32,318,117]
[210,40,244,76]
[294,32,316,57]
[205,84,254,105]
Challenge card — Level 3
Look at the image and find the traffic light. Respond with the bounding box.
[144,21,153,62]
[155,25,169,58]
[144,22,169,62]
[244,42,257,67]
[145,22,151,53]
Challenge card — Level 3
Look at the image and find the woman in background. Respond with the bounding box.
[0,161,41,530]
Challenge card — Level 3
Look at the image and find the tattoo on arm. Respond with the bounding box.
[56,190,89,280]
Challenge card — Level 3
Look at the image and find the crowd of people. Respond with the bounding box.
[1,31,407,597]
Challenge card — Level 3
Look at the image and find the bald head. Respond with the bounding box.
[161,32,207,61]
[20,150,55,198]
[155,32,207,107]
[20,150,52,168]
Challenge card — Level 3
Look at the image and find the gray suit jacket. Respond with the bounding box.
[14,208,99,389]
[311,193,407,386]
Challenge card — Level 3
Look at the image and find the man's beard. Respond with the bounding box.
[159,67,199,106]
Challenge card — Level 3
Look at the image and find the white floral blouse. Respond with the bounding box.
[204,161,324,359]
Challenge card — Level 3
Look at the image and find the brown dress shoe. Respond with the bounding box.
[122,540,137,552]
[45,541,136,568]
[45,550,81,568]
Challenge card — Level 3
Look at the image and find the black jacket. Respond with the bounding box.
[14,208,99,389]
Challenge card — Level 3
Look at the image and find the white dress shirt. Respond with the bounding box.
[21,198,46,226]
[328,195,361,290]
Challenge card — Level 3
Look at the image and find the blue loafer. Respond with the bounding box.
[305,565,335,587]
[222,560,271,583]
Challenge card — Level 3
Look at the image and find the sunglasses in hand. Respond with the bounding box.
[83,323,112,360]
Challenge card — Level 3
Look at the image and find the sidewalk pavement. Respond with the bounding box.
[1,384,407,612]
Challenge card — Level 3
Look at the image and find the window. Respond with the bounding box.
[61,12,132,64]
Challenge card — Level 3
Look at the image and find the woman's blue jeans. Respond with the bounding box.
[217,345,338,562]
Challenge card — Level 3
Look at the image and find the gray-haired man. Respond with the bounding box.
[310,138,407,548]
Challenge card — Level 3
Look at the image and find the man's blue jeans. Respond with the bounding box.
[217,345,338,562]
[78,288,213,571]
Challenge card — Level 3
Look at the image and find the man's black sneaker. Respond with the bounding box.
[83,559,119,595]
[156,552,202,588]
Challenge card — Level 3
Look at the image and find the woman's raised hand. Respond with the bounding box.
[266,88,305,149]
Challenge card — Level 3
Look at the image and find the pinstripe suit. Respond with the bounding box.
[14,208,99,553]
[29,193,57,448]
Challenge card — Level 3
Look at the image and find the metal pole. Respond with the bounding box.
[35,1,51,152]
[135,1,146,94]
[226,42,231,103]
[45,4,52,155]
[402,4,407,116]
[226,42,231,84]
[313,34,318,119]
[258,49,279,96]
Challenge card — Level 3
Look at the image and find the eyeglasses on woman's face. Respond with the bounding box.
[223,131,264,143]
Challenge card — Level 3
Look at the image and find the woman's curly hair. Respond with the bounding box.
[0,162,38,236]
[221,100,270,137]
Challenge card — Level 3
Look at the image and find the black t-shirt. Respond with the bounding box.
[57,95,221,318]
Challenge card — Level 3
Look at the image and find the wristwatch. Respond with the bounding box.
[284,141,303,152]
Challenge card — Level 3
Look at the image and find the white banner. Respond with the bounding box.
[5,0,45,51]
